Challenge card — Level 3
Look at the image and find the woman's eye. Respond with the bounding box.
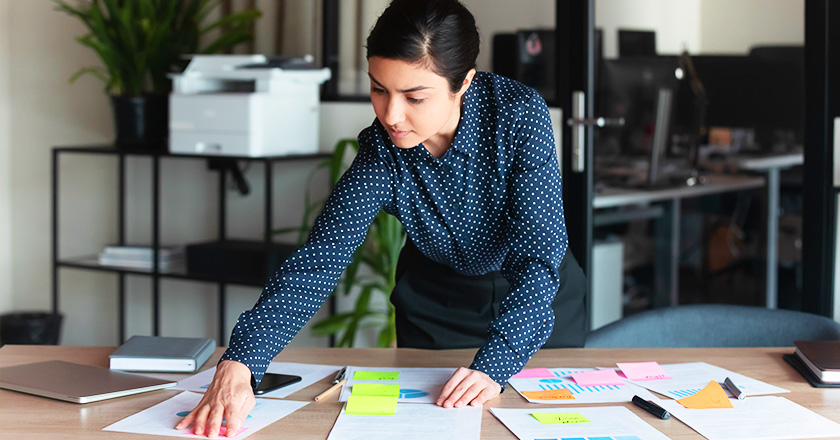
[407,97,425,104]
[371,87,385,94]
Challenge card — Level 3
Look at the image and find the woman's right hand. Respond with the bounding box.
[175,360,255,438]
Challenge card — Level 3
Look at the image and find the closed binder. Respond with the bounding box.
[110,335,216,373]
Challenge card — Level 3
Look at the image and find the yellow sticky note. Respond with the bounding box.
[676,380,734,409]
[345,394,398,415]
[352,383,400,397]
[353,371,400,381]
[531,412,591,424]
[521,389,575,400]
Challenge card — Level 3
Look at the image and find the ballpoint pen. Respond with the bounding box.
[632,395,670,420]
[333,367,347,385]
[315,367,348,402]
[724,376,745,400]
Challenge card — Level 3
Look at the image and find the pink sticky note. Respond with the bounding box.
[617,362,671,381]
[571,369,625,386]
[512,368,554,379]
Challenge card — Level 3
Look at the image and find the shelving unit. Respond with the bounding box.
[51,145,330,345]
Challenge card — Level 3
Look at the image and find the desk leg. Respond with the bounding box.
[654,199,680,307]
[765,169,780,309]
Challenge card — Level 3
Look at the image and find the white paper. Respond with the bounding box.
[338,366,456,404]
[177,362,341,398]
[490,406,671,440]
[508,367,659,404]
[659,396,840,440]
[620,362,789,399]
[103,391,308,439]
[327,402,481,440]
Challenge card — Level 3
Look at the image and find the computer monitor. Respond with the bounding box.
[595,56,683,158]
[618,30,657,58]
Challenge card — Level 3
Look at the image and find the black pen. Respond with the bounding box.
[333,366,347,384]
[632,395,670,420]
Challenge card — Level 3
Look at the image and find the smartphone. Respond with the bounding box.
[254,373,302,395]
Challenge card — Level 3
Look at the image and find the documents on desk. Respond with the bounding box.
[328,403,482,440]
[491,406,671,440]
[176,361,341,399]
[621,362,789,399]
[337,366,456,404]
[507,366,660,404]
[103,391,308,439]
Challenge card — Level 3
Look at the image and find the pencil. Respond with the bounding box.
[314,378,346,401]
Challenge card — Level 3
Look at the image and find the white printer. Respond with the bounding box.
[169,55,331,157]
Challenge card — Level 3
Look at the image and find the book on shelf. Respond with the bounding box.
[97,256,185,272]
[110,335,216,373]
[794,340,840,383]
[100,245,185,261]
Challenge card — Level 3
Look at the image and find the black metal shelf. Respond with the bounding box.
[52,145,328,345]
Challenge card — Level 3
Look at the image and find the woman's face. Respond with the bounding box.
[368,57,474,156]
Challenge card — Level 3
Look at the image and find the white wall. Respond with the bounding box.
[699,0,804,54]
[596,0,702,58]
[0,0,12,314]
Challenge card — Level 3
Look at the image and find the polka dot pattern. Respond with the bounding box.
[221,72,568,388]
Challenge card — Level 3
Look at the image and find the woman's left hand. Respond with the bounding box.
[436,367,501,408]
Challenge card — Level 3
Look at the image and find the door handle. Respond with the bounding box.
[567,91,625,173]
[566,117,625,127]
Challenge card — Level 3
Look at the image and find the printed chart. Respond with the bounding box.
[338,366,456,404]
[508,368,658,404]
[621,362,789,399]
[490,406,670,440]
[103,391,308,439]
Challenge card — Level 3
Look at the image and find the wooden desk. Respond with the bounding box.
[1,346,838,439]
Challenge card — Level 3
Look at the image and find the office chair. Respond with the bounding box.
[585,304,840,348]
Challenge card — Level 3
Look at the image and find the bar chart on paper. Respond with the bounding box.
[508,368,658,404]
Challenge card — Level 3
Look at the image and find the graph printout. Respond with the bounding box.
[103,391,308,439]
[176,362,341,398]
[328,403,481,440]
[491,406,670,440]
[507,367,658,404]
[621,362,789,399]
[659,396,840,440]
[338,366,456,404]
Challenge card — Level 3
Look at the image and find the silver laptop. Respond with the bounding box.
[0,360,177,403]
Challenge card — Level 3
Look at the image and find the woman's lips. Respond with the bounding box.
[389,128,411,139]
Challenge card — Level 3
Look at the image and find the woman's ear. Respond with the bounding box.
[458,68,477,96]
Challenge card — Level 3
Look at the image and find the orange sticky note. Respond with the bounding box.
[521,389,575,400]
[676,380,734,409]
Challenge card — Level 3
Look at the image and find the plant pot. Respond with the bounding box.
[110,94,169,150]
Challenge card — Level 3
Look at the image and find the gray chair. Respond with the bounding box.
[585,304,840,348]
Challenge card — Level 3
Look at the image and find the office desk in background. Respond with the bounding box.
[1,345,837,439]
[593,174,765,309]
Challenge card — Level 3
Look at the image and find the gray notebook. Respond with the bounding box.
[0,360,176,404]
[110,335,216,373]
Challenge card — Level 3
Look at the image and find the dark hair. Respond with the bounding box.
[366,0,480,93]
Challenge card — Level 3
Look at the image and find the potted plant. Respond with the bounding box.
[278,139,405,348]
[54,0,261,149]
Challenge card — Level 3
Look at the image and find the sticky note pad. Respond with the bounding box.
[531,412,591,424]
[353,371,400,381]
[352,383,400,397]
[571,369,624,386]
[617,362,671,381]
[345,395,398,415]
[676,380,734,409]
[521,389,575,400]
[511,368,554,379]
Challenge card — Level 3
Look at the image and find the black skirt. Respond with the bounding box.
[390,238,588,350]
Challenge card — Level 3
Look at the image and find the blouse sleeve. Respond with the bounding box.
[469,93,568,386]
[221,137,392,386]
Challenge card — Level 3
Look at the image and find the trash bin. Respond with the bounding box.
[0,312,63,345]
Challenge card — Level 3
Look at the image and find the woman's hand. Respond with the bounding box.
[175,360,255,438]
[436,367,501,408]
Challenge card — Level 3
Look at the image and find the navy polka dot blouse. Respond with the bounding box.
[221,72,568,388]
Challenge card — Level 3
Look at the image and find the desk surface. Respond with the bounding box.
[1,346,838,439]
[593,174,765,209]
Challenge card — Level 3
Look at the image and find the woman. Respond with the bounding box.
[177,0,586,436]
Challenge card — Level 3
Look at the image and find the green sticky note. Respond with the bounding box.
[531,412,592,425]
[352,383,400,397]
[353,371,400,381]
[345,395,398,415]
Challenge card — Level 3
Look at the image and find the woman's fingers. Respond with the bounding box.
[436,367,500,408]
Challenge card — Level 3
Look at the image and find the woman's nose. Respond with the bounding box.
[383,98,405,126]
